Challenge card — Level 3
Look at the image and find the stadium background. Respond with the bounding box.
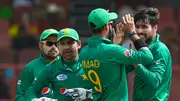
[0,0,180,101]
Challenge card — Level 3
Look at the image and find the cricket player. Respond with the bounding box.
[25,28,92,101]
[129,7,172,101]
[15,29,60,101]
[79,8,154,101]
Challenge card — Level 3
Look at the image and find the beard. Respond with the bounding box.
[145,37,152,45]
[138,34,153,45]
[43,45,59,59]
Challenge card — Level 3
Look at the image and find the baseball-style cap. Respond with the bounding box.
[88,8,118,29]
[58,28,79,41]
[40,29,58,41]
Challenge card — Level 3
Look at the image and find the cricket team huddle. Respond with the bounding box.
[15,7,172,101]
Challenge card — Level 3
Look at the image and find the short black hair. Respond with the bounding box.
[89,22,105,34]
[134,7,160,26]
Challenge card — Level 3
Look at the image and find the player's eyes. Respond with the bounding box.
[67,41,75,45]
[45,41,57,47]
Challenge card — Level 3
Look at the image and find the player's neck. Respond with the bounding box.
[146,33,157,45]
[94,32,108,38]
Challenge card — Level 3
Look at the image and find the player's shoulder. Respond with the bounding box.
[46,56,62,69]
[152,41,171,59]
[102,43,124,51]
[156,41,170,53]
[80,45,88,53]
[24,57,40,70]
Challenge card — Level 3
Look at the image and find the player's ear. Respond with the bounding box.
[152,24,158,34]
[104,24,109,31]
[77,40,81,49]
[153,24,158,31]
[39,42,43,51]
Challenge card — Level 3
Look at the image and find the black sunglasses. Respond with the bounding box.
[42,41,58,47]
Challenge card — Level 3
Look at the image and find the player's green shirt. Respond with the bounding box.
[132,34,172,101]
[79,36,153,101]
[15,54,57,101]
[25,56,91,101]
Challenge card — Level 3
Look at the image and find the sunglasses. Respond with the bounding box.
[42,41,58,47]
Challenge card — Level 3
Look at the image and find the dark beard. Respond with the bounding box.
[42,53,57,60]
[145,37,153,45]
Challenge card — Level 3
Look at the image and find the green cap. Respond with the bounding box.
[58,28,79,41]
[88,8,118,29]
[40,29,58,41]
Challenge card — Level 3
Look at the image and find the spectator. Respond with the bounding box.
[136,4,148,11]
[8,12,38,63]
[46,3,65,30]
[116,5,135,24]
[13,0,33,8]
[12,0,40,8]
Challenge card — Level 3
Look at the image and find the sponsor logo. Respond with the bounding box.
[60,88,67,94]
[56,74,67,81]
[42,87,50,96]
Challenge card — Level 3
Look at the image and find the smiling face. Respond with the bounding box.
[134,7,160,44]
[135,20,157,44]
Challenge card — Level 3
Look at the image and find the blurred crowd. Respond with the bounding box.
[0,0,69,64]
[0,0,179,64]
[0,0,180,99]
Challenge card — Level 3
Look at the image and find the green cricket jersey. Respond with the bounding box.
[25,56,91,101]
[132,34,172,101]
[15,54,57,101]
[79,36,153,101]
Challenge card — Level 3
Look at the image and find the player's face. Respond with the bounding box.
[40,35,59,59]
[135,20,157,43]
[58,37,81,61]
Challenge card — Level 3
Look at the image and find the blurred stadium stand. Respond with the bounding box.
[0,0,180,101]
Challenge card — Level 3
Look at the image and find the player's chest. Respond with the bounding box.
[32,65,46,78]
[50,70,85,89]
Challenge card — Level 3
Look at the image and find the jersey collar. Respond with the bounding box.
[149,33,160,48]
[60,57,81,72]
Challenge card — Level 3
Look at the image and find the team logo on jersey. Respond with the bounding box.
[125,50,131,57]
[56,74,67,81]
[42,87,50,96]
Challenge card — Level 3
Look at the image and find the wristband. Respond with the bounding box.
[128,32,137,38]
[133,39,148,50]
